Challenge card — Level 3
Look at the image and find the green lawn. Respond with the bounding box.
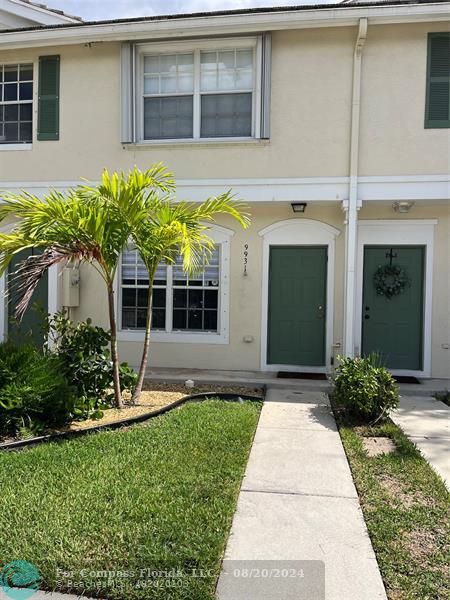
[338,418,450,600]
[0,400,261,600]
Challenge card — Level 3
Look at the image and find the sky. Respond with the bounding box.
[54,1,336,22]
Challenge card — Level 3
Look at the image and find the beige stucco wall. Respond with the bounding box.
[359,22,450,176]
[0,21,449,182]
[71,204,449,379]
[0,20,448,377]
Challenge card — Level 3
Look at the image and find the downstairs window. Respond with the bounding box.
[120,246,221,334]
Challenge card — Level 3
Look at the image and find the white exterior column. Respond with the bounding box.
[343,18,367,357]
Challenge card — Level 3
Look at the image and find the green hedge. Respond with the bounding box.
[0,343,74,437]
[333,355,399,423]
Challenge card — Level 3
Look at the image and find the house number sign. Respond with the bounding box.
[243,244,249,276]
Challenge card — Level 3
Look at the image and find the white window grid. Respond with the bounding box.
[120,246,221,334]
[121,250,167,331]
[0,63,33,144]
[172,248,220,332]
[136,37,260,142]
[143,53,194,95]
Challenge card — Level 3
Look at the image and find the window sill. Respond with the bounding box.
[118,330,228,345]
[123,138,269,150]
[0,143,32,152]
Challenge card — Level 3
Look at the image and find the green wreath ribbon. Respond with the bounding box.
[373,264,410,299]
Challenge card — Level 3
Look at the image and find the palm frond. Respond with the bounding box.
[10,249,66,320]
[190,193,250,229]
[128,191,249,279]
[0,232,37,276]
[78,165,175,210]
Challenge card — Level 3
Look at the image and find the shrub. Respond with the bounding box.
[45,313,137,418]
[333,355,399,422]
[0,343,74,437]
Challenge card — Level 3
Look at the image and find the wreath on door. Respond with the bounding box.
[373,264,410,299]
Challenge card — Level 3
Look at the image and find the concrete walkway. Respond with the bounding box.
[392,395,450,489]
[217,388,387,600]
[145,366,450,396]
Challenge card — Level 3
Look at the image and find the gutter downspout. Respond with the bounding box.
[343,17,367,357]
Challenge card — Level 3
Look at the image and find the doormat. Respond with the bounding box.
[277,372,328,381]
[392,375,421,384]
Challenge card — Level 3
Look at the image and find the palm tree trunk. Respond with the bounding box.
[107,282,123,409]
[132,275,154,404]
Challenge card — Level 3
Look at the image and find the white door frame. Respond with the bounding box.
[259,218,341,373]
[0,223,59,342]
[355,219,437,378]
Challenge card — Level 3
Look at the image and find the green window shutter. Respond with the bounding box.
[425,33,450,128]
[38,55,60,140]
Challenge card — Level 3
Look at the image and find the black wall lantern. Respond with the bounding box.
[291,202,307,213]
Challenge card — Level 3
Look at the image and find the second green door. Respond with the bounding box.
[268,246,327,367]
[362,246,424,370]
[7,249,48,347]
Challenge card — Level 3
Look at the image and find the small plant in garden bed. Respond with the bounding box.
[0,343,74,438]
[333,354,399,423]
[45,312,137,420]
[0,316,138,441]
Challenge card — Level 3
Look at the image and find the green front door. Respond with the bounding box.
[268,246,327,367]
[7,249,48,347]
[362,246,424,370]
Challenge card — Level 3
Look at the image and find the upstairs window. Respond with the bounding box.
[121,35,272,144]
[141,41,255,141]
[425,33,450,128]
[0,63,33,144]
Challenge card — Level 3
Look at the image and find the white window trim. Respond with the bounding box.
[134,36,261,144]
[117,224,234,344]
[355,219,437,378]
[0,143,32,151]
[0,60,34,148]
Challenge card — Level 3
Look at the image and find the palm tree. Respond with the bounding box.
[80,177,250,403]
[0,166,173,408]
[0,166,249,407]
[130,196,250,402]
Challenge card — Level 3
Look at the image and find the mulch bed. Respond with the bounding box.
[67,382,264,432]
[0,382,265,447]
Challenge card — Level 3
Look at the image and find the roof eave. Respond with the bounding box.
[5,0,82,25]
[0,2,448,50]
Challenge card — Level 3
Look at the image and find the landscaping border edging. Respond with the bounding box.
[0,392,264,451]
